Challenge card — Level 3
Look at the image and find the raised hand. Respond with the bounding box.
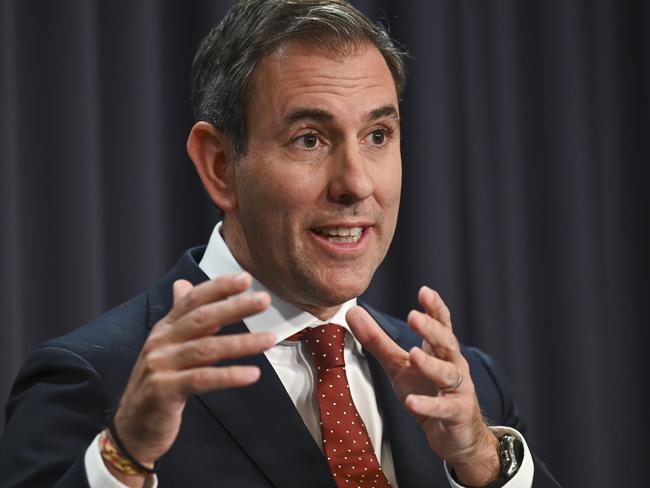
[347,286,500,486]
[110,272,274,485]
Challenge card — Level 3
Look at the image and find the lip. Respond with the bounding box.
[308,224,372,253]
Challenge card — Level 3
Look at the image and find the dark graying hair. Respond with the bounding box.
[190,0,406,158]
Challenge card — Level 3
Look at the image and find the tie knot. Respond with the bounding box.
[303,324,346,369]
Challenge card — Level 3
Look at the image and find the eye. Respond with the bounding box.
[370,129,386,145]
[294,132,322,150]
[365,128,390,146]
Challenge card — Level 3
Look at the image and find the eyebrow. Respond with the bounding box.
[284,104,400,126]
[285,108,334,125]
[368,105,399,122]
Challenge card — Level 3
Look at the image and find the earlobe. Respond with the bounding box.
[186,121,238,210]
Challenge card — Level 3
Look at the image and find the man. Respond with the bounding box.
[0,1,560,487]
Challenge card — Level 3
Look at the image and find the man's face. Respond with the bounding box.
[223,41,401,318]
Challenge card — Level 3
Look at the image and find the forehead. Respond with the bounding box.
[247,41,398,124]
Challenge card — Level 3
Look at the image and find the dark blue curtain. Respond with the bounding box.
[1,1,648,486]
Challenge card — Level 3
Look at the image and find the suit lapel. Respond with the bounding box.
[362,304,449,487]
[195,321,336,488]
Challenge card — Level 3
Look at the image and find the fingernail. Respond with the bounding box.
[408,310,423,326]
[252,291,268,305]
[246,367,261,381]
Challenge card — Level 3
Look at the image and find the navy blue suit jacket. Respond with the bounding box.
[0,248,560,487]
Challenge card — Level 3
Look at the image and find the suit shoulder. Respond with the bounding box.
[46,292,149,350]
[37,292,150,384]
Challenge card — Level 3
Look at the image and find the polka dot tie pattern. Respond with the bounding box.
[302,324,391,488]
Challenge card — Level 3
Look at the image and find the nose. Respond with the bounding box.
[328,142,374,204]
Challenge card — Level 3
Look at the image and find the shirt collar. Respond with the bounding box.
[199,222,363,354]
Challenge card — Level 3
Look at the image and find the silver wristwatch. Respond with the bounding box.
[451,433,524,488]
[497,433,522,479]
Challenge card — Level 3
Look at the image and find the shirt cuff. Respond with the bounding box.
[85,432,158,488]
[444,426,534,488]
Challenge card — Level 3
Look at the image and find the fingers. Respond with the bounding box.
[141,365,263,402]
[418,286,452,329]
[346,306,409,373]
[149,332,276,370]
[146,271,273,368]
[168,272,253,321]
[407,309,461,362]
[409,346,464,392]
[164,290,271,342]
[175,365,262,396]
[405,394,462,422]
[114,272,274,465]
[406,289,468,394]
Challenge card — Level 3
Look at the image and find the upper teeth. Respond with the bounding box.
[319,226,363,237]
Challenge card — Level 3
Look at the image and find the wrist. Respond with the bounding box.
[450,429,501,487]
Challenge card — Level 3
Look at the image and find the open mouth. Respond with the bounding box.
[311,226,365,243]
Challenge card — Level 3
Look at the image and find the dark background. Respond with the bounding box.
[1,1,648,486]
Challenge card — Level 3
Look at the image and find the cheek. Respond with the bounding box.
[237,161,322,238]
[376,158,402,210]
[243,158,324,211]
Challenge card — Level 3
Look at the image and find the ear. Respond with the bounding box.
[186,121,238,211]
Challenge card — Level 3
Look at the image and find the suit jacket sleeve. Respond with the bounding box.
[466,347,562,487]
[0,345,109,487]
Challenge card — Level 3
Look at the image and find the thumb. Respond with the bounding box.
[346,306,408,374]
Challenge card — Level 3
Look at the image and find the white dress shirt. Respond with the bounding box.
[85,222,533,487]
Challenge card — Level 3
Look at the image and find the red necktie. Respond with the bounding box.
[301,324,391,488]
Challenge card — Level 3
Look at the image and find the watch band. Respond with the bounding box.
[482,433,524,488]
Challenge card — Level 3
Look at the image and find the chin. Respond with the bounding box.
[310,273,372,306]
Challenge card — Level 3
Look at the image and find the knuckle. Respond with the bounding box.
[144,372,168,396]
[446,366,459,385]
[140,351,163,376]
[229,294,252,313]
[217,298,237,317]
[181,291,199,311]
[192,339,215,362]
[432,345,447,358]
[190,305,209,326]
[192,369,215,390]
[143,330,165,353]
[447,400,461,417]
[221,367,240,385]
[225,296,256,321]
[441,328,459,353]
